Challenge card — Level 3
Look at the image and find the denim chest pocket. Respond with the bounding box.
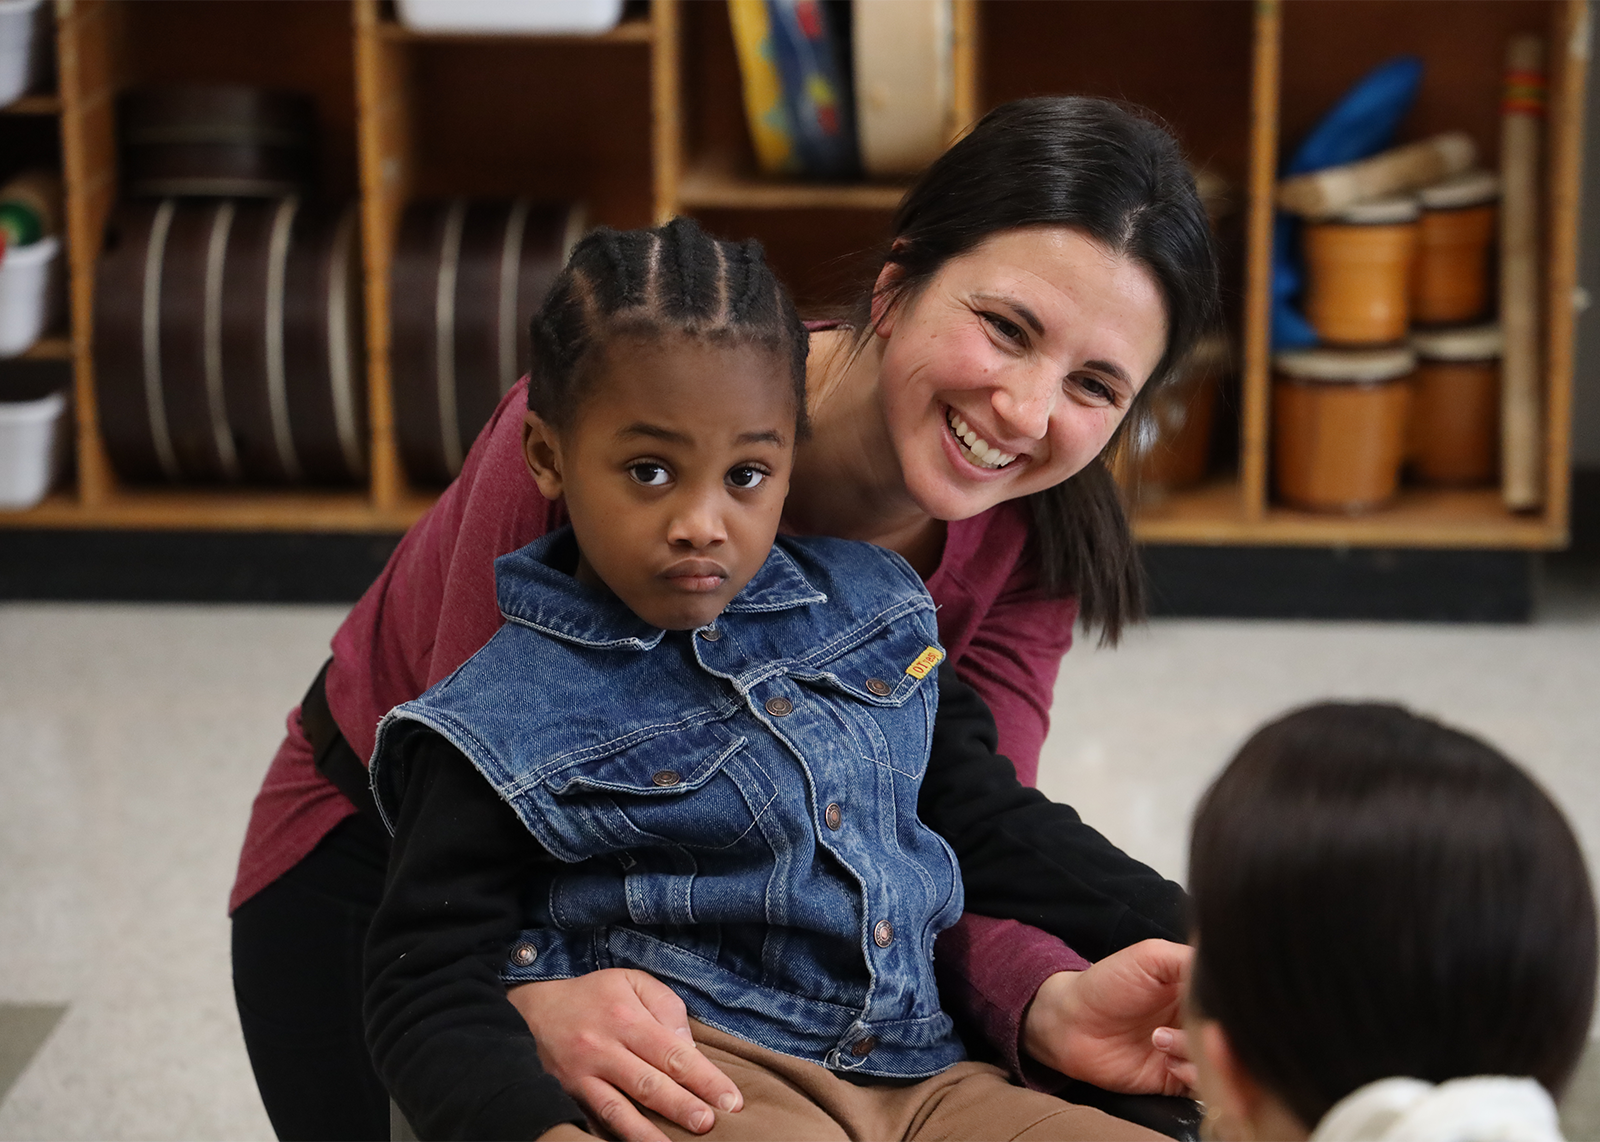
[808,621,942,708]
[538,721,779,855]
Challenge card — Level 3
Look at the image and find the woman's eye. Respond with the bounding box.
[628,463,671,486]
[726,466,767,489]
[1074,375,1116,405]
[983,312,1024,343]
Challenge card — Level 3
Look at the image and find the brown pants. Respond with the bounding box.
[614,1021,1165,1142]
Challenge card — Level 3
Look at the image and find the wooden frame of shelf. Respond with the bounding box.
[2,0,1585,555]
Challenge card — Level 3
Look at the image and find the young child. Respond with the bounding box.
[1185,702,1597,1142]
[362,218,1169,1142]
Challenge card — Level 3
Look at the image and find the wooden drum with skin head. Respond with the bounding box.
[390,199,582,486]
[1273,347,1416,513]
[1408,324,1502,486]
[1303,196,1420,346]
[93,197,365,484]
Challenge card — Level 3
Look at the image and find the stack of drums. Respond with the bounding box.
[390,199,583,485]
[94,197,366,484]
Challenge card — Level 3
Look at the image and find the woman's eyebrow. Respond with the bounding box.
[1083,359,1132,386]
[972,292,1044,335]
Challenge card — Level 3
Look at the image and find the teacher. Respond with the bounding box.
[230,95,1217,1141]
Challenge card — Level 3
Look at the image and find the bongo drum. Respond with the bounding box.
[1273,346,1416,512]
[1412,171,1499,327]
[1408,324,1502,486]
[1303,196,1420,345]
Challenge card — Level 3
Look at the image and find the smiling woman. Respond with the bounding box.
[230,97,1216,1142]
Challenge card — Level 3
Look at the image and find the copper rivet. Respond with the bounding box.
[825,803,842,830]
[865,677,892,697]
[511,941,537,966]
[765,696,794,717]
[873,920,894,947]
[698,627,721,641]
[851,1036,877,1057]
[652,769,682,787]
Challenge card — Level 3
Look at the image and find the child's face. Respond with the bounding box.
[523,332,796,631]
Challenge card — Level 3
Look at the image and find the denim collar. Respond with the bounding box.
[495,527,829,651]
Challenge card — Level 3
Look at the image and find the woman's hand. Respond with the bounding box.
[506,970,744,1142]
[1021,938,1197,1097]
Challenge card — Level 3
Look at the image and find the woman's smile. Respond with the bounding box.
[944,406,1021,471]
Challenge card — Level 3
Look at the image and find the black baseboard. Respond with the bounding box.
[1141,544,1534,622]
[0,530,401,603]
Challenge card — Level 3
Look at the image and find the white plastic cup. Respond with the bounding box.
[0,0,48,107]
[395,0,624,34]
[0,387,66,509]
[0,234,61,357]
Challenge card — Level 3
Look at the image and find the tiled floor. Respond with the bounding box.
[0,558,1597,1139]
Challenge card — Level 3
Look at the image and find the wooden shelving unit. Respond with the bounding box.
[1,0,1587,553]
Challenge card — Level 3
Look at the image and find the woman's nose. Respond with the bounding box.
[989,366,1058,441]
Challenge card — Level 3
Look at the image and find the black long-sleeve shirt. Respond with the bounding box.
[364,666,1186,1140]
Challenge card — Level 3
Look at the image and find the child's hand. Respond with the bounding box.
[1021,938,1196,1097]
[506,969,744,1142]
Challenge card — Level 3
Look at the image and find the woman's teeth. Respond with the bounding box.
[947,410,1017,470]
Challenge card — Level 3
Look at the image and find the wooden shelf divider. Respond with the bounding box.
[0,93,63,115]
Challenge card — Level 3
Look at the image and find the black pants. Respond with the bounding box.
[232,810,393,1141]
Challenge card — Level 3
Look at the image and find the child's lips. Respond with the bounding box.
[662,559,729,593]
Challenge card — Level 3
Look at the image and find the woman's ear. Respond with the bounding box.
[1196,1021,1310,1142]
[869,255,908,337]
[522,410,566,501]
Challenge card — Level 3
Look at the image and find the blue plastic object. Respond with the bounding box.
[1272,56,1424,349]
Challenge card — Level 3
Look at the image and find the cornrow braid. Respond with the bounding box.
[529,217,810,436]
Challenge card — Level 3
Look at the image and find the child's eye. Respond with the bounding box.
[628,462,671,486]
[726,466,767,489]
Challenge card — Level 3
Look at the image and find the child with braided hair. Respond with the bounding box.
[362,217,1178,1142]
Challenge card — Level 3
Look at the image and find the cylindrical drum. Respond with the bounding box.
[1132,332,1231,493]
[120,85,317,199]
[93,197,366,484]
[391,199,582,485]
[1303,196,1420,345]
[1412,171,1499,326]
[1407,323,1502,486]
[1273,346,1416,512]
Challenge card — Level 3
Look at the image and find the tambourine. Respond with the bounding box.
[390,199,582,485]
[94,197,366,484]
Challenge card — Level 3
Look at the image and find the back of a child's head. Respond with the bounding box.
[1189,702,1597,1127]
[528,216,809,432]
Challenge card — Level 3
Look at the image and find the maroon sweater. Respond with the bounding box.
[232,375,1088,1080]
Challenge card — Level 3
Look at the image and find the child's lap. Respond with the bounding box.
[628,1021,1164,1142]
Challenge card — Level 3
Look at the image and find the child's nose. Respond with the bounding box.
[666,490,728,549]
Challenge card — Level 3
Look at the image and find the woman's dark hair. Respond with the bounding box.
[530,216,810,435]
[1189,702,1597,1128]
[858,96,1220,644]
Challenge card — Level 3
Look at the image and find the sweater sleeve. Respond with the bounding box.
[364,727,586,1141]
[920,664,1189,961]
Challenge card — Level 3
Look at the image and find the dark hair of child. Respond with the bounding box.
[529,216,810,436]
[1188,702,1598,1129]
[854,95,1222,642]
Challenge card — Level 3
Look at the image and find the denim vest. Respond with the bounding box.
[370,529,966,1078]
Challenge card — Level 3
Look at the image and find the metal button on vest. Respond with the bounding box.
[698,627,721,642]
[510,941,537,967]
[652,769,682,787]
[865,677,892,697]
[873,920,894,947]
[824,802,843,830]
[851,1036,878,1057]
[764,696,794,717]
